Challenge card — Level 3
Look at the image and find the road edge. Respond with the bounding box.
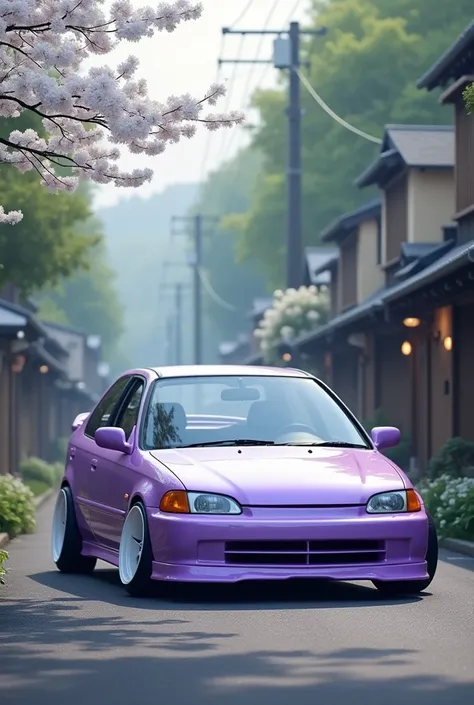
[0,486,55,550]
[440,537,474,557]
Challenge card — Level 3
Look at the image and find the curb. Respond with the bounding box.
[34,487,55,510]
[440,537,474,558]
[0,486,56,551]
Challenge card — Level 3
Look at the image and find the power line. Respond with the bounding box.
[296,68,382,144]
[253,0,303,88]
[217,22,328,289]
[197,266,243,311]
[224,0,281,157]
[229,0,256,29]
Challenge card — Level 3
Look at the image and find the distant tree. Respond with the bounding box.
[229,0,474,288]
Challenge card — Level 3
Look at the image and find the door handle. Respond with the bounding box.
[69,447,76,460]
[91,458,98,471]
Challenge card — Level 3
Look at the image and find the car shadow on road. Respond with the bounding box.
[29,566,425,610]
[0,596,471,705]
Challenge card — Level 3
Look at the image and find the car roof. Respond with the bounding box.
[145,364,313,379]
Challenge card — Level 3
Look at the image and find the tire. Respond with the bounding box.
[373,513,438,596]
[51,486,97,574]
[118,501,153,597]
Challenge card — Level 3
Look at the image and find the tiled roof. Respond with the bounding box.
[356,125,454,188]
[0,303,27,329]
[417,20,474,91]
[386,125,454,168]
[305,247,338,282]
[320,199,381,243]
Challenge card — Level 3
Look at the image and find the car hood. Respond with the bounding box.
[149,446,405,506]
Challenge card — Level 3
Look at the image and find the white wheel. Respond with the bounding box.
[119,505,145,585]
[51,488,67,562]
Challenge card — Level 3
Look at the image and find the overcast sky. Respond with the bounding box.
[93,0,310,208]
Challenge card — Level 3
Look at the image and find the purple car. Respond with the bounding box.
[51,365,438,597]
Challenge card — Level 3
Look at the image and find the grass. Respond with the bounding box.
[24,478,50,497]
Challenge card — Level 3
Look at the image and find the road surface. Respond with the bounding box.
[1,497,473,705]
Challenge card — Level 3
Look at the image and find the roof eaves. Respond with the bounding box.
[355,149,400,188]
[382,242,470,303]
[416,20,474,91]
[320,199,381,242]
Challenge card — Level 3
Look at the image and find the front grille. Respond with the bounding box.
[224,539,386,566]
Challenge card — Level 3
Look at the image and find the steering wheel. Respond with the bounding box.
[274,423,323,444]
[278,423,319,436]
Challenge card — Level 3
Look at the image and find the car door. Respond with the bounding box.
[86,376,147,551]
[73,375,133,544]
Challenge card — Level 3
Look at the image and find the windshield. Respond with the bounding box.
[141,375,370,450]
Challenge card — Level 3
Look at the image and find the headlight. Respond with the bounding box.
[159,490,242,514]
[366,489,421,514]
[188,492,242,514]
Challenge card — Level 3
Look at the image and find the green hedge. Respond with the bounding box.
[419,475,474,541]
[20,457,63,496]
[0,474,36,538]
[427,437,474,480]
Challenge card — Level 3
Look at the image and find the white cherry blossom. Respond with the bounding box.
[0,0,244,223]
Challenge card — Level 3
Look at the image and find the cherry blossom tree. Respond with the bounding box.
[0,0,244,224]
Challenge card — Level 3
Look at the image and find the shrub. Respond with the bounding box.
[427,437,474,480]
[419,474,474,540]
[0,550,8,585]
[20,457,54,486]
[362,409,412,471]
[51,462,64,485]
[50,437,68,464]
[0,474,36,537]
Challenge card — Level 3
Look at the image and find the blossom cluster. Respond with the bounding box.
[419,473,474,539]
[0,0,244,223]
[254,285,329,362]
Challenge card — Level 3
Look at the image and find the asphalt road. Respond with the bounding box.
[1,497,474,705]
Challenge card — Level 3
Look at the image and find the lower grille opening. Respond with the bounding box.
[224,539,386,566]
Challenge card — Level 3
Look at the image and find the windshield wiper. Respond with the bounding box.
[179,439,275,448]
[282,440,368,448]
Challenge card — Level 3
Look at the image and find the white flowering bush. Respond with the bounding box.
[0,474,36,538]
[0,549,8,585]
[419,474,474,540]
[254,285,329,364]
[0,0,244,223]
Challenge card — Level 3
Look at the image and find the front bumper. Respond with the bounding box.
[147,505,429,583]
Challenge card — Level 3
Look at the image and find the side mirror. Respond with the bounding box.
[72,412,89,432]
[370,426,401,451]
[94,427,132,454]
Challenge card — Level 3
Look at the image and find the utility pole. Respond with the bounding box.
[170,215,219,365]
[193,214,202,365]
[166,316,174,365]
[220,22,327,289]
[159,280,191,364]
[175,282,182,365]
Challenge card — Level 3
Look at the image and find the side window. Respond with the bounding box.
[84,376,131,438]
[115,379,145,439]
